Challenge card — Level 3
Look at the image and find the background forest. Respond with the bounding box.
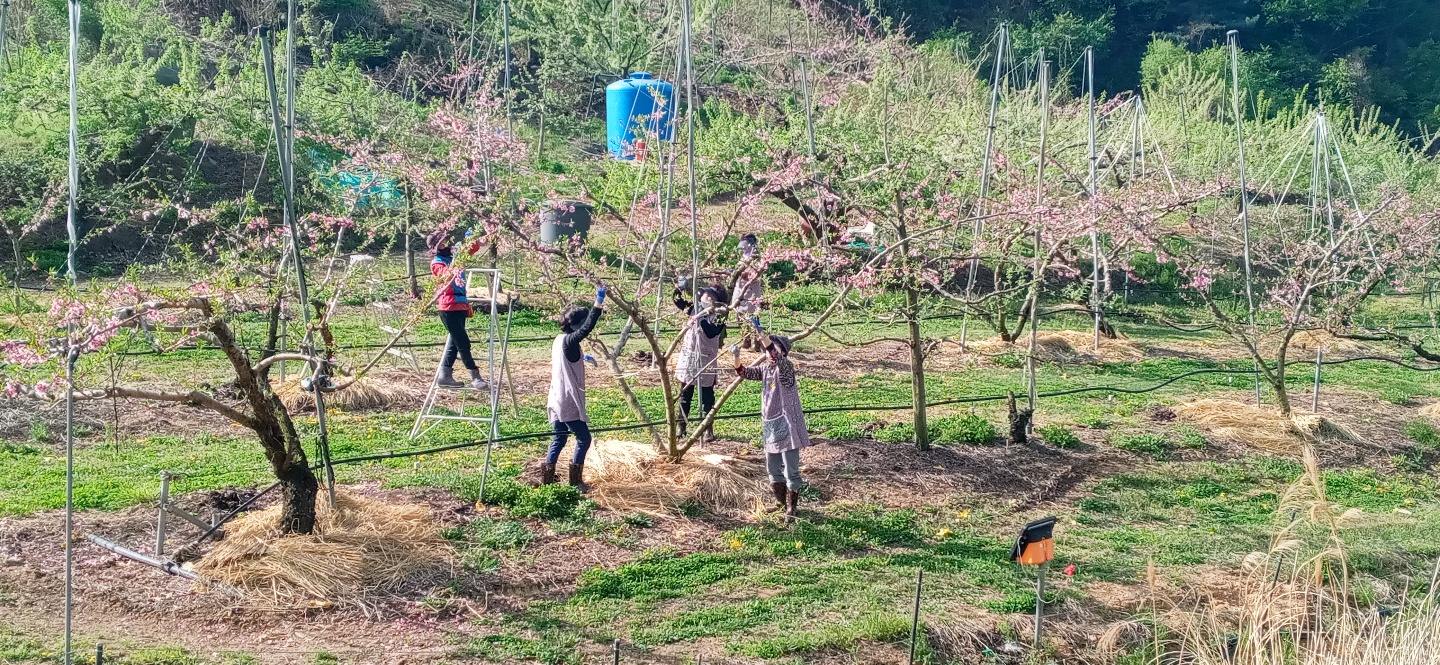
[864,0,1440,134]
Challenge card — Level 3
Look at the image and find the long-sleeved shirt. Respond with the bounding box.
[430,255,469,312]
[739,356,811,453]
[548,307,601,423]
[675,297,723,387]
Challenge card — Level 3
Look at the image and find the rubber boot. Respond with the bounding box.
[677,418,688,440]
[701,423,716,443]
[785,489,800,524]
[436,366,463,388]
[764,482,787,513]
[568,463,589,493]
[540,463,557,486]
[468,368,488,390]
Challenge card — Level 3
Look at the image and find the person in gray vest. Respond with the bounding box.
[542,287,605,488]
[732,321,811,523]
[731,234,764,350]
[674,285,726,441]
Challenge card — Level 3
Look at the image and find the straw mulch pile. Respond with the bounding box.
[1419,401,1440,420]
[192,492,452,609]
[275,374,418,413]
[1282,329,1369,355]
[973,330,1143,363]
[1173,399,1362,455]
[583,439,769,518]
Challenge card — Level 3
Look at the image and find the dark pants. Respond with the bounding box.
[546,420,592,465]
[439,309,478,371]
[679,383,716,422]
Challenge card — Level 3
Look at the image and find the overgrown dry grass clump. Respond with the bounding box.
[275,375,418,412]
[584,439,769,517]
[1100,444,1440,664]
[973,331,1143,363]
[192,493,451,609]
[1173,399,1361,454]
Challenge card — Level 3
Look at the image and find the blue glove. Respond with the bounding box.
[584,354,598,367]
[596,287,606,305]
[750,316,762,332]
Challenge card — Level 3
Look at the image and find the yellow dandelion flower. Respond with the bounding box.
[729,539,743,549]
[935,528,952,538]
[956,510,970,519]
[794,541,804,549]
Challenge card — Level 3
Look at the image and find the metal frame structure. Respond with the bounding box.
[154,471,223,557]
[409,268,508,443]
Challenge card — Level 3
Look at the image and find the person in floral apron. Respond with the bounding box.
[732,326,810,523]
[731,234,764,350]
[674,285,726,441]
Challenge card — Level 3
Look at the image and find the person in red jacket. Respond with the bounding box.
[430,239,486,389]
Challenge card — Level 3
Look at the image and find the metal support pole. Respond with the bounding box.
[1033,561,1049,647]
[95,645,102,665]
[612,639,621,665]
[1085,47,1101,352]
[1227,31,1262,406]
[1026,54,1049,416]
[683,0,698,309]
[908,568,923,664]
[64,0,81,661]
[260,25,336,507]
[501,0,513,136]
[960,24,1007,350]
[1312,348,1323,413]
[156,472,171,556]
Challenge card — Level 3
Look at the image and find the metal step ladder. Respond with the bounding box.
[409,268,507,442]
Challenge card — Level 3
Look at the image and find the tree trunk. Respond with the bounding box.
[206,302,319,534]
[896,192,929,451]
[404,183,420,298]
[1007,392,1033,445]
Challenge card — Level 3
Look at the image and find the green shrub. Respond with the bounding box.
[509,484,585,519]
[931,413,996,445]
[1404,419,1440,450]
[992,351,1025,368]
[1380,388,1412,405]
[1038,424,1080,448]
[770,284,835,313]
[574,550,743,601]
[1080,415,1111,429]
[875,422,915,443]
[1112,433,1169,459]
[1175,425,1207,449]
[478,477,586,520]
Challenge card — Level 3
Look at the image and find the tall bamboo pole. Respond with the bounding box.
[959,24,1007,350]
[1085,47,1101,351]
[1026,54,1049,415]
[683,0,698,309]
[64,0,80,660]
[1227,31,1261,405]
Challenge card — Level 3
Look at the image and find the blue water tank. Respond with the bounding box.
[606,72,675,160]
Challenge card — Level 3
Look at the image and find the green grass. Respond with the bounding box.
[1110,432,1170,459]
[1037,424,1081,448]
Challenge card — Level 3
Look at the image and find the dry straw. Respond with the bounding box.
[583,439,769,518]
[1173,399,1361,455]
[974,330,1143,362]
[192,492,452,609]
[1098,443,1440,664]
[274,374,418,412]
